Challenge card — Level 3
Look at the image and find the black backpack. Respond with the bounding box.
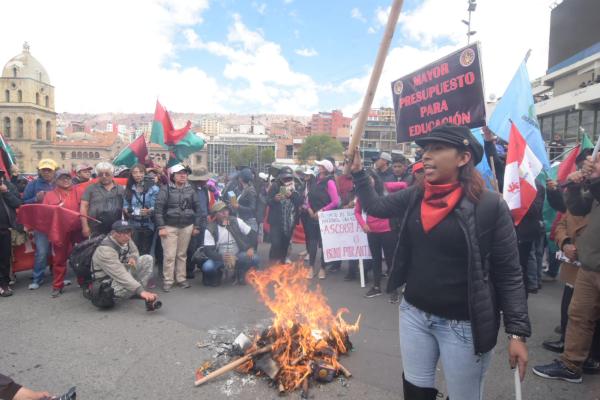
[68,234,107,285]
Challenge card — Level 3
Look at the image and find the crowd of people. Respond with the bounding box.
[1,123,600,399]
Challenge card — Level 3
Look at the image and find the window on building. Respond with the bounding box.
[45,96,49,108]
[16,117,23,138]
[36,119,42,139]
[77,151,82,159]
[60,152,65,160]
[17,90,22,102]
[286,145,293,158]
[36,93,40,105]
[552,113,566,138]
[37,151,42,160]
[3,117,10,138]
[566,111,580,142]
[83,152,88,159]
[94,152,100,159]
[71,151,76,159]
[581,110,595,139]
[12,67,17,78]
[46,121,51,140]
[195,155,202,164]
[540,117,552,141]
[161,154,166,160]
[4,90,9,102]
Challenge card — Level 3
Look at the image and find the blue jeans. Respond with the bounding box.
[202,252,260,278]
[399,299,492,400]
[33,231,50,284]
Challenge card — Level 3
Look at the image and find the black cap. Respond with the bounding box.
[414,124,483,165]
[112,220,133,232]
[279,166,294,179]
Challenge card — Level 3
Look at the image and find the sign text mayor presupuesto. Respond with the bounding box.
[391,43,486,142]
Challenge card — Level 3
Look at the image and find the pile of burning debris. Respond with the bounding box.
[194,263,360,397]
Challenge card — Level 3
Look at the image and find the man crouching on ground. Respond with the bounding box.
[91,220,160,311]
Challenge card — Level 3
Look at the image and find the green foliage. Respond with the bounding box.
[260,147,275,165]
[297,135,344,163]
[230,145,258,168]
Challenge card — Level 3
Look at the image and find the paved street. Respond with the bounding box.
[1,243,599,399]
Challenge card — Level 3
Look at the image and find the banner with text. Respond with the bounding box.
[391,42,486,142]
[318,209,372,263]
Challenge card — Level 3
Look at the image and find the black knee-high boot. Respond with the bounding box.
[402,374,440,399]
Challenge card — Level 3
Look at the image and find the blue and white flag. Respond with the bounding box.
[471,127,496,190]
[488,62,550,170]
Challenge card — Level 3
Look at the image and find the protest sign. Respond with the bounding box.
[391,42,486,142]
[318,209,372,263]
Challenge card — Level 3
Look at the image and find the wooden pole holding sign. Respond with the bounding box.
[348,0,405,157]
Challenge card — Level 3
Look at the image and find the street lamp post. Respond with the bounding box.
[462,0,477,45]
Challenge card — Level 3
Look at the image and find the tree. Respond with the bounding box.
[230,145,258,168]
[297,135,344,163]
[260,148,275,165]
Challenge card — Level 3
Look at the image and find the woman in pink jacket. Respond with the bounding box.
[355,169,407,298]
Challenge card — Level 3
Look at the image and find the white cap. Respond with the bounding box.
[258,172,269,181]
[315,159,334,173]
[168,163,187,174]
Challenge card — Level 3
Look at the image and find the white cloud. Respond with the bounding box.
[340,0,551,114]
[295,48,318,57]
[185,14,319,115]
[284,0,294,4]
[367,26,377,35]
[0,0,217,113]
[351,8,367,23]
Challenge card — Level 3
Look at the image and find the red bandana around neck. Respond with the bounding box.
[420,181,463,233]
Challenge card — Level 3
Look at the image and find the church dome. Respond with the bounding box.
[2,42,51,85]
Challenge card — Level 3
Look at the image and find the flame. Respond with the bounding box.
[243,264,360,391]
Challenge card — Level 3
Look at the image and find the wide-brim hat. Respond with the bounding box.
[414,124,483,165]
[210,201,228,214]
[188,168,211,181]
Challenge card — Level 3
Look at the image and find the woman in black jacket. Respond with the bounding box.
[350,125,530,400]
[232,168,258,234]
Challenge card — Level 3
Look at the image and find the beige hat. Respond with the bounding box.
[188,167,211,181]
[210,201,228,214]
[38,159,58,170]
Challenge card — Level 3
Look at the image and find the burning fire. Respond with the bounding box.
[242,264,361,392]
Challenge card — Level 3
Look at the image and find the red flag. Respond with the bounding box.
[152,100,190,145]
[17,204,82,247]
[502,122,543,225]
[556,145,580,184]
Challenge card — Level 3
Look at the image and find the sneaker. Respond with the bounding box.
[51,288,63,298]
[0,285,13,297]
[28,282,41,290]
[389,291,400,304]
[178,281,191,289]
[532,359,582,383]
[365,287,382,298]
[318,269,326,280]
[583,358,600,375]
[63,279,72,286]
[307,269,314,279]
[285,257,292,264]
[542,339,564,353]
[162,284,172,293]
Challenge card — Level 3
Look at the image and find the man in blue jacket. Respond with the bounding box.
[22,159,57,290]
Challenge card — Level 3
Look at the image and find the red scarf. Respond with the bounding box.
[421,181,463,233]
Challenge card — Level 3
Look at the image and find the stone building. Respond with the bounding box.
[0,43,57,172]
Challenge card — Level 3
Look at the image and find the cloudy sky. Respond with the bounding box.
[0,0,554,116]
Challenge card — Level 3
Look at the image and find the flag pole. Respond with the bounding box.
[523,49,532,64]
[347,0,404,164]
[592,134,600,162]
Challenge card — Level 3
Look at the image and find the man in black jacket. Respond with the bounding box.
[0,172,21,297]
[202,201,259,285]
